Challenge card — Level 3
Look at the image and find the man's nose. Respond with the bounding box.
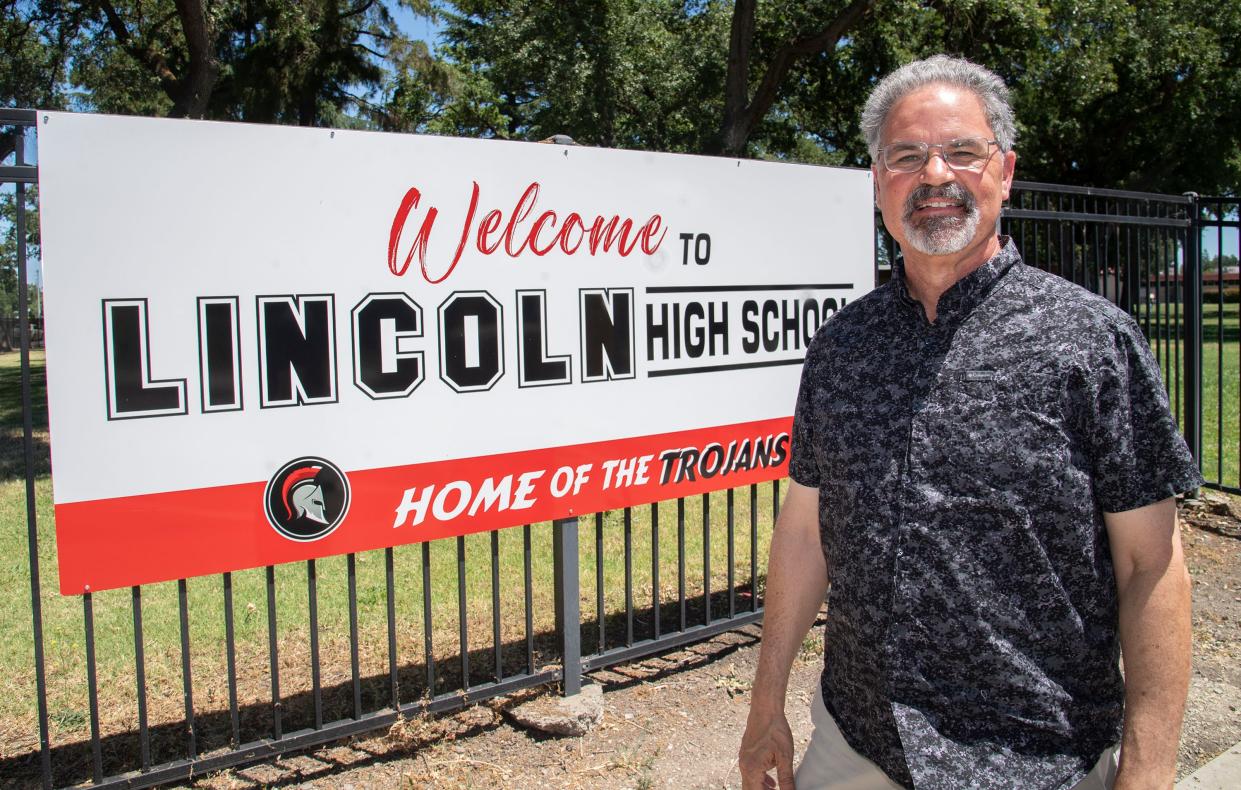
[920,150,956,184]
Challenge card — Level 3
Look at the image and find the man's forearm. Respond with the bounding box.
[1106,500,1192,789]
[749,482,828,713]
[1115,561,1191,787]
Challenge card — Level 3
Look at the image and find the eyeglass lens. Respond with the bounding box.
[883,138,993,173]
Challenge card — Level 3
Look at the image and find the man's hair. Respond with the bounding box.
[860,54,1016,160]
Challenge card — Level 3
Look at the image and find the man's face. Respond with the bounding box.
[872,83,1016,261]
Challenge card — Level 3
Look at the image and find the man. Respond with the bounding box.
[738,55,1201,790]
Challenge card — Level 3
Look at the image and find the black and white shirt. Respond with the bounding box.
[789,237,1202,789]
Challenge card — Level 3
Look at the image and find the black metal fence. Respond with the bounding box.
[3,105,1236,789]
[0,110,780,789]
[1193,195,1241,492]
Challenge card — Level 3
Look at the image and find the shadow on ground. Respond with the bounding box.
[0,582,765,788]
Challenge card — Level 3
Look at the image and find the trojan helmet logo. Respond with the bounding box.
[264,456,350,541]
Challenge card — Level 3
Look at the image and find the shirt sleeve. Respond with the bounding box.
[1089,315,1204,513]
[787,336,824,489]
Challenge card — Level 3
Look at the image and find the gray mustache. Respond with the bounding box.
[904,183,976,216]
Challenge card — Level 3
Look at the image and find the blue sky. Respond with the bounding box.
[392,5,445,47]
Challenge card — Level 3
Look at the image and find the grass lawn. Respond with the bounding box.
[1197,301,1241,488]
[0,349,778,765]
[1146,301,1241,490]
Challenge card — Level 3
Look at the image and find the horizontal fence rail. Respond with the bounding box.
[4,108,1233,789]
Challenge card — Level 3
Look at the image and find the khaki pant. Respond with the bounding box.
[794,684,1119,789]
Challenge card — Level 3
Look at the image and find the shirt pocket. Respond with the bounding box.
[941,363,1062,410]
[921,365,1068,484]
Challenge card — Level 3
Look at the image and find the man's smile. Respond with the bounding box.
[904,184,974,224]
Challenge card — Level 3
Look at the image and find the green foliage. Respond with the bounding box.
[762,0,1241,193]
[4,0,434,127]
[1010,0,1241,193]
[206,0,397,126]
[2,0,1239,192]
[1,2,80,160]
[69,8,176,118]
[0,2,79,111]
[431,0,1241,193]
[1204,253,1240,272]
[434,0,728,149]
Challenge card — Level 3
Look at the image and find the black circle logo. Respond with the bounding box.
[263,456,350,541]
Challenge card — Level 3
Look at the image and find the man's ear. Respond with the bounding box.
[1000,149,1016,201]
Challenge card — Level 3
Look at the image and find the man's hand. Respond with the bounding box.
[1105,497,1192,790]
[739,705,796,789]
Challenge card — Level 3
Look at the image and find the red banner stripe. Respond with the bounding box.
[55,417,792,594]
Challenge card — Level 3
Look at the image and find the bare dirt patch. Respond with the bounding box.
[178,497,1241,790]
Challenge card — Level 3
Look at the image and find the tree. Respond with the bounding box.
[712,0,873,156]
[206,0,417,127]
[1011,0,1241,194]
[434,0,881,156]
[4,0,1241,194]
[432,0,1241,194]
[2,1,435,128]
[1204,253,1240,272]
[433,0,729,150]
[0,1,84,160]
[93,0,220,117]
[747,0,1241,192]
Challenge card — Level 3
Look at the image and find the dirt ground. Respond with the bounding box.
[174,494,1240,788]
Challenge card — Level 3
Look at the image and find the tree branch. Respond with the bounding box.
[95,1,180,95]
[338,0,378,22]
[352,41,386,59]
[356,27,396,41]
[747,0,873,124]
[714,0,875,156]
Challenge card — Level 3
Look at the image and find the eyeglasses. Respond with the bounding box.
[879,137,999,173]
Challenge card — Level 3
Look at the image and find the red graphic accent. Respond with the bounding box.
[387,187,437,277]
[54,418,791,594]
[280,465,322,518]
[386,181,669,284]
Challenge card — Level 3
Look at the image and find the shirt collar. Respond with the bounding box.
[893,236,1022,325]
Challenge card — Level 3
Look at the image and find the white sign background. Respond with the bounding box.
[36,111,872,591]
[39,112,872,502]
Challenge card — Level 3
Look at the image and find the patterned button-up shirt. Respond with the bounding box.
[788,238,1202,789]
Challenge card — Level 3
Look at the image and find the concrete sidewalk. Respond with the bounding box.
[1177,742,1241,789]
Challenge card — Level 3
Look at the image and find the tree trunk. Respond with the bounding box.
[96,0,219,118]
[710,0,875,157]
[170,0,220,118]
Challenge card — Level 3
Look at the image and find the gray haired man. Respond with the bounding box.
[738,55,1200,790]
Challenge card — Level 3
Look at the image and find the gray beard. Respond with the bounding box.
[901,185,981,256]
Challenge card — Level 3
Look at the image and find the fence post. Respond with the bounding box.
[1182,192,1203,473]
[552,517,581,696]
[12,119,53,790]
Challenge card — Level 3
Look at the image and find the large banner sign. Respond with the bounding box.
[37,112,873,594]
